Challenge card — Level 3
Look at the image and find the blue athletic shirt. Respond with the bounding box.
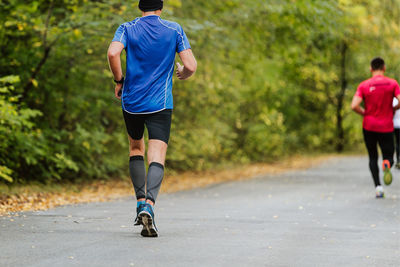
[112,15,191,114]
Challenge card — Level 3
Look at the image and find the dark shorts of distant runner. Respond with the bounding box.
[122,109,172,144]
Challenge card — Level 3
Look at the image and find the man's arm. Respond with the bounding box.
[351,95,365,116]
[107,42,124,99]
[176,49,197,80]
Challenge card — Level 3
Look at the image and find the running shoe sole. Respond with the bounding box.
[134,217,142,226]
[383,160,392,186]
[139,211,158,237]
[134,204,145,226]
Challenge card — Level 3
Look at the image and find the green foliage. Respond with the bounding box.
[0,165,13,182]
[0,75,41,182]
[0,0,127,183]
[0,0,399,183]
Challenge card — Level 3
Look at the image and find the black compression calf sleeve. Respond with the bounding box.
[146,162,164,203]
[129,156,146,200]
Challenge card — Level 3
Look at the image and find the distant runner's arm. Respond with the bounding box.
[395,95,400,111]
[176,49,197,80]
[351,95,364,116]
[107,42,125,99]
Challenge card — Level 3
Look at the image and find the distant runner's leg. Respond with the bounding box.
[378,132,394,186]
[363,129,380,187]
[378,132,394,168]
[394,129,400,163]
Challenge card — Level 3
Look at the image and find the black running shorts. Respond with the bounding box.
[122,109,172,144]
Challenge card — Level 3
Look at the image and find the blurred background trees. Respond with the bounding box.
[0,0,399,183]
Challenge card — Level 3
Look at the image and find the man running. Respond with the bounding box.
[351,57,400,198]
[107,0,197,237]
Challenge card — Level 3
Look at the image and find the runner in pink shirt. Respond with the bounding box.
[351,57,400,198]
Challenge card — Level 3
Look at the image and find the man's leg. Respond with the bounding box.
[138,140,167,237]
[363,129,380,187]
[129,137,146,201]
[123,110,147,226]
[138,110,171,237]
[122,110,146,203]
[143,109,171,205]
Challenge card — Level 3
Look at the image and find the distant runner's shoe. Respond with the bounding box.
[375,186,385,198]
[139,203,158,237]
[134,202,145,226]
[395,162,400,170]
[382,160,393,186]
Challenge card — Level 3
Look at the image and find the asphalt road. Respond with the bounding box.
[1,156,399,267]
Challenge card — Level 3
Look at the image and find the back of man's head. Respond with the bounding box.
[371,57,385,71]
[139,0,164,12]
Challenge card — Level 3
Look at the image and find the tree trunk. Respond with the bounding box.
[336,41,348,152]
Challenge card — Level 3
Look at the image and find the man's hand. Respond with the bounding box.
[115,83,123,100]
[351,95,365,116]
[176,62,186,80]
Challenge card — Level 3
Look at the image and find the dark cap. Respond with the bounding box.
[139,0,164,12]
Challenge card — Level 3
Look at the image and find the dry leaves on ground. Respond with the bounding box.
[0,155,336,215]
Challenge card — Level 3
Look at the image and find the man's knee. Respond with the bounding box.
[147,152,166,166]
[129,138,145,155]
[147,139,167,165]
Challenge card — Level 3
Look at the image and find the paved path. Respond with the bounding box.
[1,156,399,267]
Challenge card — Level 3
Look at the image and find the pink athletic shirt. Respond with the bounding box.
[355,75,400,133]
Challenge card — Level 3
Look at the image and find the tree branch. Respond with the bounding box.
[43,0,54,48]
[21,1,54,102]
[20,2,86,103]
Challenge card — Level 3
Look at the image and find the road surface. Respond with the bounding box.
[1,156,399,266]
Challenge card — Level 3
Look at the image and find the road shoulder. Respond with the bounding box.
[0,154,344,215]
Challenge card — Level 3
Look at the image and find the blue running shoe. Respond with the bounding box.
[139,203,158,237]
[134,202,145,226]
